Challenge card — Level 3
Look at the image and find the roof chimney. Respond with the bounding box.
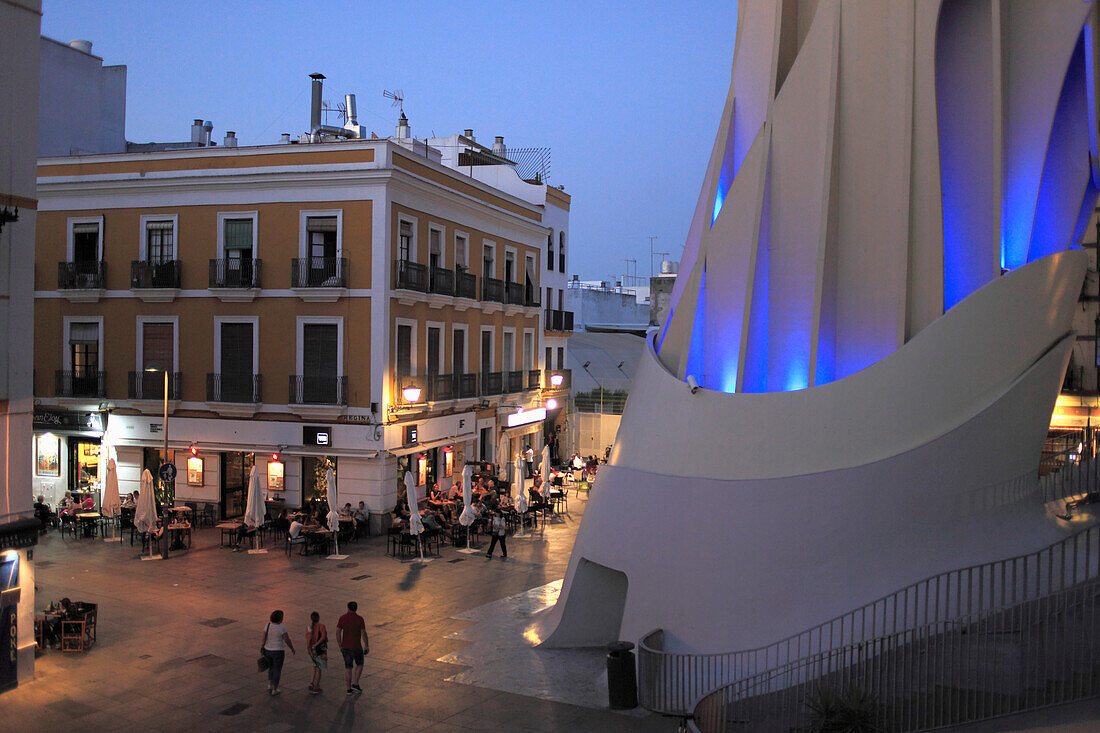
[463,128,475,141]
[395,112,410,139]
[492,136,506,157]
[309,73,325,132]
[191,119,204,145]
[280,133,291,144]
[223,131,238,148]
[68,39,93,54]
[202,121,213,147]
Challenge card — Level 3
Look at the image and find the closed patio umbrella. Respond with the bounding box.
[497,434,509,480]
[541,444,551,479]
[325,467,347,559]
[101,455,121,542]
[243,466,267,554]
[134,469,160,559]
[513,455,528,537]
[457,463,479,553]
[404,469,429,563]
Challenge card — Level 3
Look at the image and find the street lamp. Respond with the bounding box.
[402,385,422,403]
[581,360,603,414]
[144,363,172,507]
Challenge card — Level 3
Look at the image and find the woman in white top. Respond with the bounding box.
[261,609,296,695]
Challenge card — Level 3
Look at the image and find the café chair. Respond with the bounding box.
[61,619,85,652]
[285,532,306,557]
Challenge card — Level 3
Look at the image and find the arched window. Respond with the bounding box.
[547,232,554,270]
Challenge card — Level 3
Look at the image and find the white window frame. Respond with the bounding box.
[504,246,518,283]
[502,327,517,372]
[425,320,446,374]
[427,223,446,268]
[217,210,259,259]
[66,215,104,262]
[482,240,496,278]
[296,316,344,376]
[522,328,536,372]
[452,324,469,374]
[139,214,179,261]
[394,316,419,376]
[298,209,343,259]
[479,327,495,372]
[454,231,469,270]
[213,316,260,376]
[62,316,104,372]
[396,214,418,262]
[135,315,180,372]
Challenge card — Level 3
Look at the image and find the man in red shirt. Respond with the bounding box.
[336,600,369,695]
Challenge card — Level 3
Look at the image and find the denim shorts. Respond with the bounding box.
[341,648,364,668]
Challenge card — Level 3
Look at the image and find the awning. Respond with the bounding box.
[388,434,474,458]
[501,422,541,437]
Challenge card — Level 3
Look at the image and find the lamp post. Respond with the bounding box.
[581,360,603,415]
[145,364,172,507]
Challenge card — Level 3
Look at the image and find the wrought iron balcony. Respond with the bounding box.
[456,372,478,399]
[429,266,455,296]
[128,371,182,400]
[394,260,427,292]
[505,281,524,306]
[546,308,575,332]
[206,373,262,403]
[291,257,347,288]
[527,369,541,390]
[428,373,455,401]
[55,370,106,398]
[289,375,347,405]
[481,276,505,303]
[506,370,525,393]
[209,258,262,289]
[455,269,477,299]
[58,261,105,290]
[482,371,503,395]
[131,260,181,289]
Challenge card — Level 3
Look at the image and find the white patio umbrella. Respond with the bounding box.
[325,467,347,560]
[541,444,551,480]
[457,463,479,553]
[101,455,121,542]
[513,454,529,538]
[243,466,267,554]
[404,469,429,563]
[497,434,510,480]
[134,469,160,560]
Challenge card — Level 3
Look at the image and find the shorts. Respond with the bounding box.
[341,648,364,668]
[311,654,327,671]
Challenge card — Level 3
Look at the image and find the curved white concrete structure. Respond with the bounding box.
[541,0,1100,656]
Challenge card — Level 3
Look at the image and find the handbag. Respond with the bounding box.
[257,623,272,672]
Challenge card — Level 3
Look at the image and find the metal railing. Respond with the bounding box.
[546,308,574,331]
[455,269,477,299]
[575,389,629,414]
[131,260,181,289]
[527,369,541,390]
[206,373,262,403]
[128,371,182,400]
[55,370,106,398]
[395,259,427,292]
[429,266,454,295]
[482,276,505,303]
[505,281,524,306]
[58,261,105,290]
[505,370,525,393]
[482,371,503,395]
[637,519,1100,722]
[428,373,454,401]
[288,375,347,405]
[209,258,262,289]
[1040,447,1100,508]
[457,372,478,399]
[291,257,347,288]
[694,576,1100,732]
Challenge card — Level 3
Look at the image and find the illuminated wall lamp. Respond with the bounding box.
[549,374,564,387]
[402,386,423,403]
[546,398,559,410]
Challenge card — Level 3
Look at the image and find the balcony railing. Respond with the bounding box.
[545,369,572,390]
[394,259,427,292]
[506,370,525,393]
[482,276,505,303]
[505,281,524,306]
[131,260,181,289]
[55,370,106,398]
[289,375,347,405]
[455,269,477,299]
[291,257,347,288]
[206,373,262,403]
[429,266,454,296]
[525,287,540,308]
[209,258,262,289]
[482,371,503,395]
[58,261,105,290]
[128,371,182,400]
[428,373,455,401]
[457,372,478,399]
[527,369,541,390]
[546,308,575,332]
[394,374,428,407]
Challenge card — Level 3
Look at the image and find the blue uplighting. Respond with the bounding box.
[684,266,707,386]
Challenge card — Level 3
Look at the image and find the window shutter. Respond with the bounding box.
[224,219,253,250]
[303,324,337,379]
[69,323,99,344]
[142,322,174,370]
[72,222,99,234]
[220,323,253,376]
[307,217,338,232]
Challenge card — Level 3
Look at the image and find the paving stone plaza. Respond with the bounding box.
[6,498,668,732]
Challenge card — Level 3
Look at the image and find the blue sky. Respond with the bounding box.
[42,1,737,282]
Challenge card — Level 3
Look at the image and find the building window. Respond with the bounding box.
[505,250,516,283]
[429,227,443,269]
[69,322,100,379]
[453,327,466,374]
[399,219,413,262]
[145,220,175,264]
[545,346,552,370]
[483,243,495,280]
[455,234,468,271]
[558,231,566,273]
[502,330,515,372]
[547,233,554,270]
[214,318,258,402]
[525,254,536,302]
[523,331,534,371]
[71,220,101,263]
[481,329,493,374]
[427,326,442,376]
[300,321,340,404]
[557,347,564,370]
[396,324,413,377]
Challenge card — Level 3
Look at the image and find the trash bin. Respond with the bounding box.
[607,640,638,709]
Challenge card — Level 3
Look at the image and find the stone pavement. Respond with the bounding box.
[6,498,671,732]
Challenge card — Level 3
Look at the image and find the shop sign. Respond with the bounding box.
[33,409,103,433]
[404,424,418,445]
[303,426,332,447]
[506,407,546,428]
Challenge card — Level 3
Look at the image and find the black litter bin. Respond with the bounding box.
[607,640,638,709]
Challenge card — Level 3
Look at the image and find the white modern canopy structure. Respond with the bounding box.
[539,0,1100,658]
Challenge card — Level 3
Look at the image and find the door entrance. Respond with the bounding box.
[221,452,254,519]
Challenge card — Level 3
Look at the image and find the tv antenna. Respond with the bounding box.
[383,89,405,114]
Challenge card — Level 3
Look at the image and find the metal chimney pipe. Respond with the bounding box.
[310,73,325,132]
[345,94,358,126]
[202,121,213,147]
[280,133,291,144]
[191,119,204,145]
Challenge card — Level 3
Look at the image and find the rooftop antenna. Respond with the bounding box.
[383,89,405,114]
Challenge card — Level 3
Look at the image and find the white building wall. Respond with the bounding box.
[38,36,126,157]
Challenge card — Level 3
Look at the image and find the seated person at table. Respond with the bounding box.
[59,491,76,517]
[273,509,290,533]
[446,482,462,502]
[392,495,411,530]
[571,453,584,470]
[498,492,514,510]
[123,490,138,508]
[353,502,368,536]
[43,597,81,647]
[289,516,306,539]
[426,483,446,511]
[33,495,56,528]
[528,484,549,512]
[340,502,354,518]
[81,494,96,512]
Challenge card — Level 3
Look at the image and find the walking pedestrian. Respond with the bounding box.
[261,610,296,696]
[306,611,328,694]
[336,601,369,695]
[485,510,508,559]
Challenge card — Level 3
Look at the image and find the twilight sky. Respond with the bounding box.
[42,0,738,283]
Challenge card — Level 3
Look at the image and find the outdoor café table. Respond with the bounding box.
[76,512,101,538]
[166,506,192,517]
[167,521,191,551]
[217,520,243,548]
[303,528,332,555]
